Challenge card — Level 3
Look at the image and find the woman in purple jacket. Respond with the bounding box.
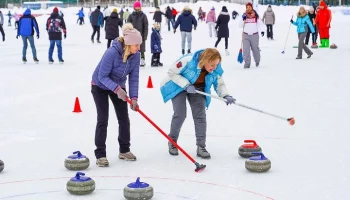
[91,23,142,167]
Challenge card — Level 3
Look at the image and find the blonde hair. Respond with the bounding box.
[198,48,222,68]
[118,23,135,62]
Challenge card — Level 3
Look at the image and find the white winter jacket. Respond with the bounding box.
[239,17,265,35]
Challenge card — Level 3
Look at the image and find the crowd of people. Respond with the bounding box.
[0,0,334,166]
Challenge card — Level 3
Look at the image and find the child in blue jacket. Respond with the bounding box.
[290,6,315,59]
[150,23,162,67]
[160,48,235,159]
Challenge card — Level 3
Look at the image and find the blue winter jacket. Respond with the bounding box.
[160,49,226,108]
[77,10,84,18]
[91,39,140,98]
[90,9,103,26]
[151,28,162,54]
[292,14,315,33]
[18,8,39,37]
[174,10,197,32]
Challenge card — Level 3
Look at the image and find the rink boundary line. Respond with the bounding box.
[144,132,301,140]
[0,189,195,199]
[0,175,274,200]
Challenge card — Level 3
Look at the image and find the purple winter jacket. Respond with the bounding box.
[91,39,140,99]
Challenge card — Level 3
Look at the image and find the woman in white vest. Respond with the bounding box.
[239,2,265,69]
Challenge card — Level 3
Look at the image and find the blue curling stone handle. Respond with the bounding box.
[68,151,87,159]
[249,152,268,161]
[70,172,92,182]
[127,177,150,188]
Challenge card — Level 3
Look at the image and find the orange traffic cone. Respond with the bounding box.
[72,97,82,113]
[147,76,153,88]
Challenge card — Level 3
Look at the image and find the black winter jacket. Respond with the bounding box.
[105,12,122,40]
[127,11,148,40]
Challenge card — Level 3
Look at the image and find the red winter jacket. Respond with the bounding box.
[315,1,332,29]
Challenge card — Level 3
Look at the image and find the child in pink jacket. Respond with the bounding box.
[206,7,216,37]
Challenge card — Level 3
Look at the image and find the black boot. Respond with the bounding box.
[187,49,191,54]
[182,49,185,55]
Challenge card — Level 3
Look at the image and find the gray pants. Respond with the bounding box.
[243,33,260,67]
[297,31,312,58]
[181,31,192,50]
[169,91,207,147]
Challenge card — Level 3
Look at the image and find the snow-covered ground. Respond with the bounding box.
[0,2,350,200]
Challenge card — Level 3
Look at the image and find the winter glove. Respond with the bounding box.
[185,85,196,94]
[36,35,39,39]
[261,32,264,37]
[64,34,66,39]
[224,95,236,105]
[242,13,246,21]
[130,98,139,111]
[290,19,294,23]
[114,86,128,101]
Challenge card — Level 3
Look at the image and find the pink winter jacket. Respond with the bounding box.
[206,9,216,23]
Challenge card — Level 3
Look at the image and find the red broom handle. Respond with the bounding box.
[126,98,196,163]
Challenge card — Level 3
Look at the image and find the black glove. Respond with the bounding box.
[64,34,66,39]
[261,32,264,37]
[36,35,39,39]
[290,19,294,23]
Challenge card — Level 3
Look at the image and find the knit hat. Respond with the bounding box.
[122,23,143,45]
[134,1,141,8]
[222,6,228,12]
[309,6,314,11]
[53,7,58,13]
[246,2,253,7]
[113,8,118,13]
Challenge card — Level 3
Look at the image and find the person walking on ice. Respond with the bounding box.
[160,48,235,159]
[290,6,315,59]
[240,2,265,68]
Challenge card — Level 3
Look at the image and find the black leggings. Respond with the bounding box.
[107,39,112,49]
[215,37,228,49]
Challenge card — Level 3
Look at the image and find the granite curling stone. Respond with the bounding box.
[0,159,4,172]
[238,140,262,158]
[245,152,271,172]
[64,151,90,170]
[124,177,154,200]
[67,172,95,195]
[330,44,337,49]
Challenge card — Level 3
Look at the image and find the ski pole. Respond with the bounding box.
[195,90,295,126]
[282,15,293,54]
[126,98,206,172]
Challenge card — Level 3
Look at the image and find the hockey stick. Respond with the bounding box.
[195,90,295,126]
[126,98,206,172]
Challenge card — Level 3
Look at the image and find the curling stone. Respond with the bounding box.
[0,159,4,172]
[311,44,318,49]
[245,152,271,172]
[64,151,90,170]
[330,44,337,49]
[124,177,154,200]
[238,140,262,158]
[67,172,95,195]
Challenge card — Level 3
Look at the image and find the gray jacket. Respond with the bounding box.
[262,7,275,25]
[0,12,4,25]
